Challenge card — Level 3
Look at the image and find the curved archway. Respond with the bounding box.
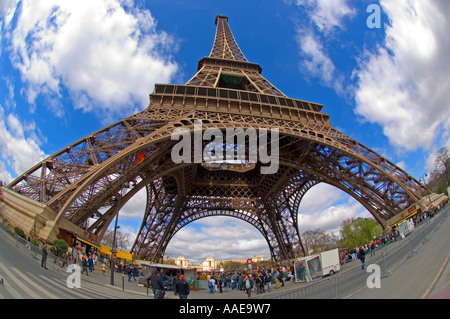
[297,183,371,236]
[165,215,272,264]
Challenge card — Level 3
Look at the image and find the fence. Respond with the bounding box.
[0,222,69,274]
[259,206,448,299]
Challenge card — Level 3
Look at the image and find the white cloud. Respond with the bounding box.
[0,105,46,183]
[295,0,355,33]
[296,32,343,93]
[292,0,353,94]
[119,187,147,219]
[298,183,369,235]
[354,0,450,151]
[4,0,178,119]
[297,33,335,82]
[166,216,270,264]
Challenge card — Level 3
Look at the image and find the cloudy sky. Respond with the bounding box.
[1,0,449,264]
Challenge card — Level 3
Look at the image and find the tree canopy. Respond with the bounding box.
[339,217,382,248]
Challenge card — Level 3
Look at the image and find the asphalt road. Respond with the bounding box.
[350,208,449,299]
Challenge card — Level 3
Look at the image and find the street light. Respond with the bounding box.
[109,180,135,286]
[110,194,121,286]
[420,173,432,206]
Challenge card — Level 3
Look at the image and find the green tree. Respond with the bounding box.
[340,217,382,248]
[52,239,68,256]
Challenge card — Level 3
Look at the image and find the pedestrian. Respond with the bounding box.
[357,246,366,270]
[149,271,165,299]
[243,274,254,298]
[81,255,89,275]
[265,271,272,292]
[351,248,358,261]
[236,272,242,291]
[218,276,223,293]
[208,277,215,294]
[370,242,376,256]
[277,268,285,287]
[132,266,138,281]
[41,243,48,269]
[88,255,94,272]
[255,273,262,294]
[127,265,133,281]
[172,275,178,295]
[175,275,190,299]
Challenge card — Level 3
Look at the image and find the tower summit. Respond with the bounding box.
[5,16,428,263]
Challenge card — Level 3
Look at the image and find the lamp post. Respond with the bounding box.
[109,180,135,286]
[110,194,121,286]
[420,173,432,206]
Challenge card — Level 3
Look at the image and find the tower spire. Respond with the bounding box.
[186,15,286,96]
[210,15,247,61]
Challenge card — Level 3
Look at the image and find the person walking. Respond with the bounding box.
[41,243,48,269]
[370,242,376,256]
[358,247,366,270]
[243,274,254,298]
[218,276,223,293]
[175,275,190,299]
[88,255,94,272]
[127,265,133,282]
[255,273,262,294]
[208,277,215,294]
[81,255,89,275]
[265,271,272,292]
[149,271,165,299]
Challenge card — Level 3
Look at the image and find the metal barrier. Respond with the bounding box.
[259,206,448,299]
[0,222,68,273]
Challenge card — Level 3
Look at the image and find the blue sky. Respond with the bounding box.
[1,0,449,263]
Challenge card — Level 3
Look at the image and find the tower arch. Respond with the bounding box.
[5,15,429,263]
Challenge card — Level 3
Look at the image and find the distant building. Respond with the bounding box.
[202,257,217,271]
[252,255,264,262]
[175,256,191,267]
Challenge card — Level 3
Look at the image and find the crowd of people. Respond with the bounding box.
[203,265,294,298]
[143,264,296,299]
[48,242,123,277]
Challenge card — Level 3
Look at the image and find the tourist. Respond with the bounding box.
[243,274,254,298]
[149,271,165,299]
[208,277,215,294]
[175,275,190,299]
[357,247,366,270]
[265,271,272,292]
[41,243,48,269]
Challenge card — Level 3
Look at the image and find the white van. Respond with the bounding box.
[294,248,341,283]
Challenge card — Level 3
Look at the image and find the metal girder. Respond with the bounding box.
[6,15,429,263]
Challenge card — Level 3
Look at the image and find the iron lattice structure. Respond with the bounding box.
[7,16,428,262]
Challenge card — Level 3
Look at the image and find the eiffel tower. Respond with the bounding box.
[5,15,428,263]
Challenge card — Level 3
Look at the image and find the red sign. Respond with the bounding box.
[247,258,252,265]
[113,253,117,261]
